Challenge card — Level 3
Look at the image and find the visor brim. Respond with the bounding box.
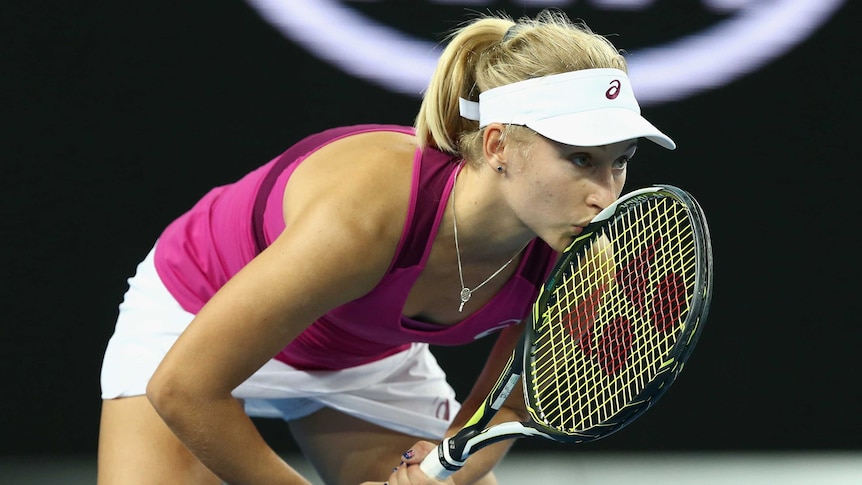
[527,108,676,150]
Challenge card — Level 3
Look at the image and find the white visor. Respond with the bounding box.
[459,68,676,150]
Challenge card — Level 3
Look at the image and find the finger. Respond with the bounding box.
[400,440,437,465]
[380,461,409,485]
[406,462,446,485]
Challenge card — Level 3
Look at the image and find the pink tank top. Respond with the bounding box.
[154,125,556,370]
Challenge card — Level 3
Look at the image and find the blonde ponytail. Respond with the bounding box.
[414,10,628,160]
[414,17,513,155]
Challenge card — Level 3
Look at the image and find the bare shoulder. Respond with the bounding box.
[282,129,417,244]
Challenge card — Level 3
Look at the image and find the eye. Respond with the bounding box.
[569,153,591,168]
[613,156,631,170]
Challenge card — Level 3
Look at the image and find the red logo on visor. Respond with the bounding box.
[606,80,621,100]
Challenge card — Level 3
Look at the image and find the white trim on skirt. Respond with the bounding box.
[100,243,460,440]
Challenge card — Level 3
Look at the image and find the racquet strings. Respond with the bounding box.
[529,195,698,434]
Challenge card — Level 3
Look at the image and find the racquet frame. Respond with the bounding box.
[421,185,713,479]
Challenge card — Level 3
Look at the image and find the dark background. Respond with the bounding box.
[3,0,860,459]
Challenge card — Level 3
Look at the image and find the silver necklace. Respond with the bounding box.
[452,165,525,312]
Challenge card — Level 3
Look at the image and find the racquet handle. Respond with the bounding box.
[420,423,551,480]
[419,437,463,480]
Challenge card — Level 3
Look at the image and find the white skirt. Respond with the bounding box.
[100,244,460,440]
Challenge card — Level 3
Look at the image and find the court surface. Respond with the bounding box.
[2,452,861,484]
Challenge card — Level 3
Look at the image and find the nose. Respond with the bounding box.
[584,172,617,211]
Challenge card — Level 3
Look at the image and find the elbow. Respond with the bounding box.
[146,364,230,426]
[146,367,188,422]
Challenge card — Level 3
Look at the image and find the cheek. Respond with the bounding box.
[615,171,627,194]
[511,161,580,222]
[510,178,556,224]
[620,170,628,182]
[532,178,564,205]
[527,179,579,218]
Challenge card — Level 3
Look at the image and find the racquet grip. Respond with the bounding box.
[419,437,463,480]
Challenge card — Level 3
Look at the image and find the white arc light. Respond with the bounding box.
[244,0,844,105]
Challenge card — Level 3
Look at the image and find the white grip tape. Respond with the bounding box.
[419,453,455,481]
[419,437,464,480]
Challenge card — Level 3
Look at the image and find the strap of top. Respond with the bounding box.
[250,125,415,254]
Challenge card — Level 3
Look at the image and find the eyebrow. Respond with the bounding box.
[553,140,639,155]
[594,141,638,152]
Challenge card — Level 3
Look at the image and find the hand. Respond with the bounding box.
[361,441,451,485]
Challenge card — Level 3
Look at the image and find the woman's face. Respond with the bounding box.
[504,133,636,252]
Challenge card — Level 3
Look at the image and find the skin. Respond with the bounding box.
[371,125,635,485]
[97,123,636,485]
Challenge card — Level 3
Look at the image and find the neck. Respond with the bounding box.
[449,163,533,259]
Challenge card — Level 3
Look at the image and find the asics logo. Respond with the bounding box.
[606,80,621,100]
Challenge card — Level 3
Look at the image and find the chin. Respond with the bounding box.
[547,237,574,254]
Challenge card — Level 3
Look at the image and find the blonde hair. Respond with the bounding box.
[414,10,628,161]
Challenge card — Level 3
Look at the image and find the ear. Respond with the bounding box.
[481,123,508,173]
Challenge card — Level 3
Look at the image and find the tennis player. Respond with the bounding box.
[98,10,674,485]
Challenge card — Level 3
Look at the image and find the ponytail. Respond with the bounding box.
[414,17,513,155]
[415,11,628,160]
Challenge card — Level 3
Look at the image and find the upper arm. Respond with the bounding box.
[149,131,416,399]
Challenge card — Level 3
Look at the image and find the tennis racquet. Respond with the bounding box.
[420,184,713,480]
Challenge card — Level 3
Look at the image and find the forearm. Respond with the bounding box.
[149,391,311,485]
[448,440,514,485]
[445,407,522,485]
